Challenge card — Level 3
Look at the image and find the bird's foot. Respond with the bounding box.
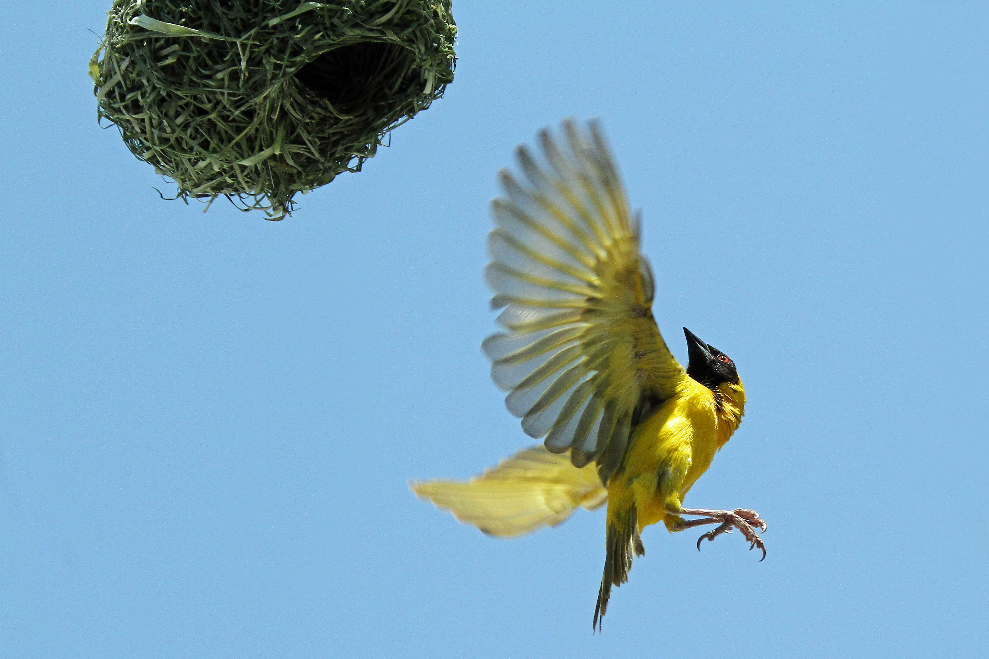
[674,508,767,560]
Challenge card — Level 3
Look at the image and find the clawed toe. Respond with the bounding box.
[733,508,768,533]
[695,520,734,550]
[745,532,767,561]
[686,508,767,560]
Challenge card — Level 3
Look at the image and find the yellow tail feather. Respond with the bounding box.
[410,446,607,538]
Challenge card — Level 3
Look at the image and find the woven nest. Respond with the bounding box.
[91,0,457,220]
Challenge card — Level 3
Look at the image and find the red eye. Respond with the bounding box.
[717,355,731,364]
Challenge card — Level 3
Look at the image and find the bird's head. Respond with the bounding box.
[683,327,746,435]
[683,327,739,388]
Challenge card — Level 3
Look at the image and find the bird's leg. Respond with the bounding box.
[671,508,767,560]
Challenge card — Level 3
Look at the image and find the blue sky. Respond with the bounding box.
[2,2,987,657]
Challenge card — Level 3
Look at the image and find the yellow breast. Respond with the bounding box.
[609,376,745,530]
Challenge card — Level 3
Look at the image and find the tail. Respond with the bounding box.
[593,500,644,632]
[410,446,607,538]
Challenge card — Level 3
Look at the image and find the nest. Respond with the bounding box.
[91,0,457,219]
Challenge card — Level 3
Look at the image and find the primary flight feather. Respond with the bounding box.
[411,119,766,631]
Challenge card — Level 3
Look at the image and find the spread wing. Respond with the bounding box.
[482,119,685,483]
[410,446,607,538]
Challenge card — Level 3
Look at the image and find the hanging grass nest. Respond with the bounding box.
[91,0,457,220]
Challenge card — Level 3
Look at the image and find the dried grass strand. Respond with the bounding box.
[92,0,457,220]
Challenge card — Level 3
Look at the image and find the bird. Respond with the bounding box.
[410,119,766,631]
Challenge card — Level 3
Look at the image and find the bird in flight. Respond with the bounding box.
[411,119,766,631]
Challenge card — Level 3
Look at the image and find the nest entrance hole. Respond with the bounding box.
[295,42,421,115]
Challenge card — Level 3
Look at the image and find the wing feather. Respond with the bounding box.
[485,119,685,483]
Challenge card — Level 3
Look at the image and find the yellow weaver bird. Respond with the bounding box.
[411,119,766,631]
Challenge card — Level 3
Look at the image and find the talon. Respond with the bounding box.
[745,535,767,561]
[679,508,768,560]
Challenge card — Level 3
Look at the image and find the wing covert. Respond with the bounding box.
[482,119,685,483]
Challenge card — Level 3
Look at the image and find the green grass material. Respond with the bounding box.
[92,0,456,220]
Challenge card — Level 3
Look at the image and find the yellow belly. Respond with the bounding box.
[608,378,721,531]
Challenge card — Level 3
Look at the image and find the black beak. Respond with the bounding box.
[683,326,714,370]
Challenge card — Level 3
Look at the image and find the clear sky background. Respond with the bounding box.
[2,2,987,657]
